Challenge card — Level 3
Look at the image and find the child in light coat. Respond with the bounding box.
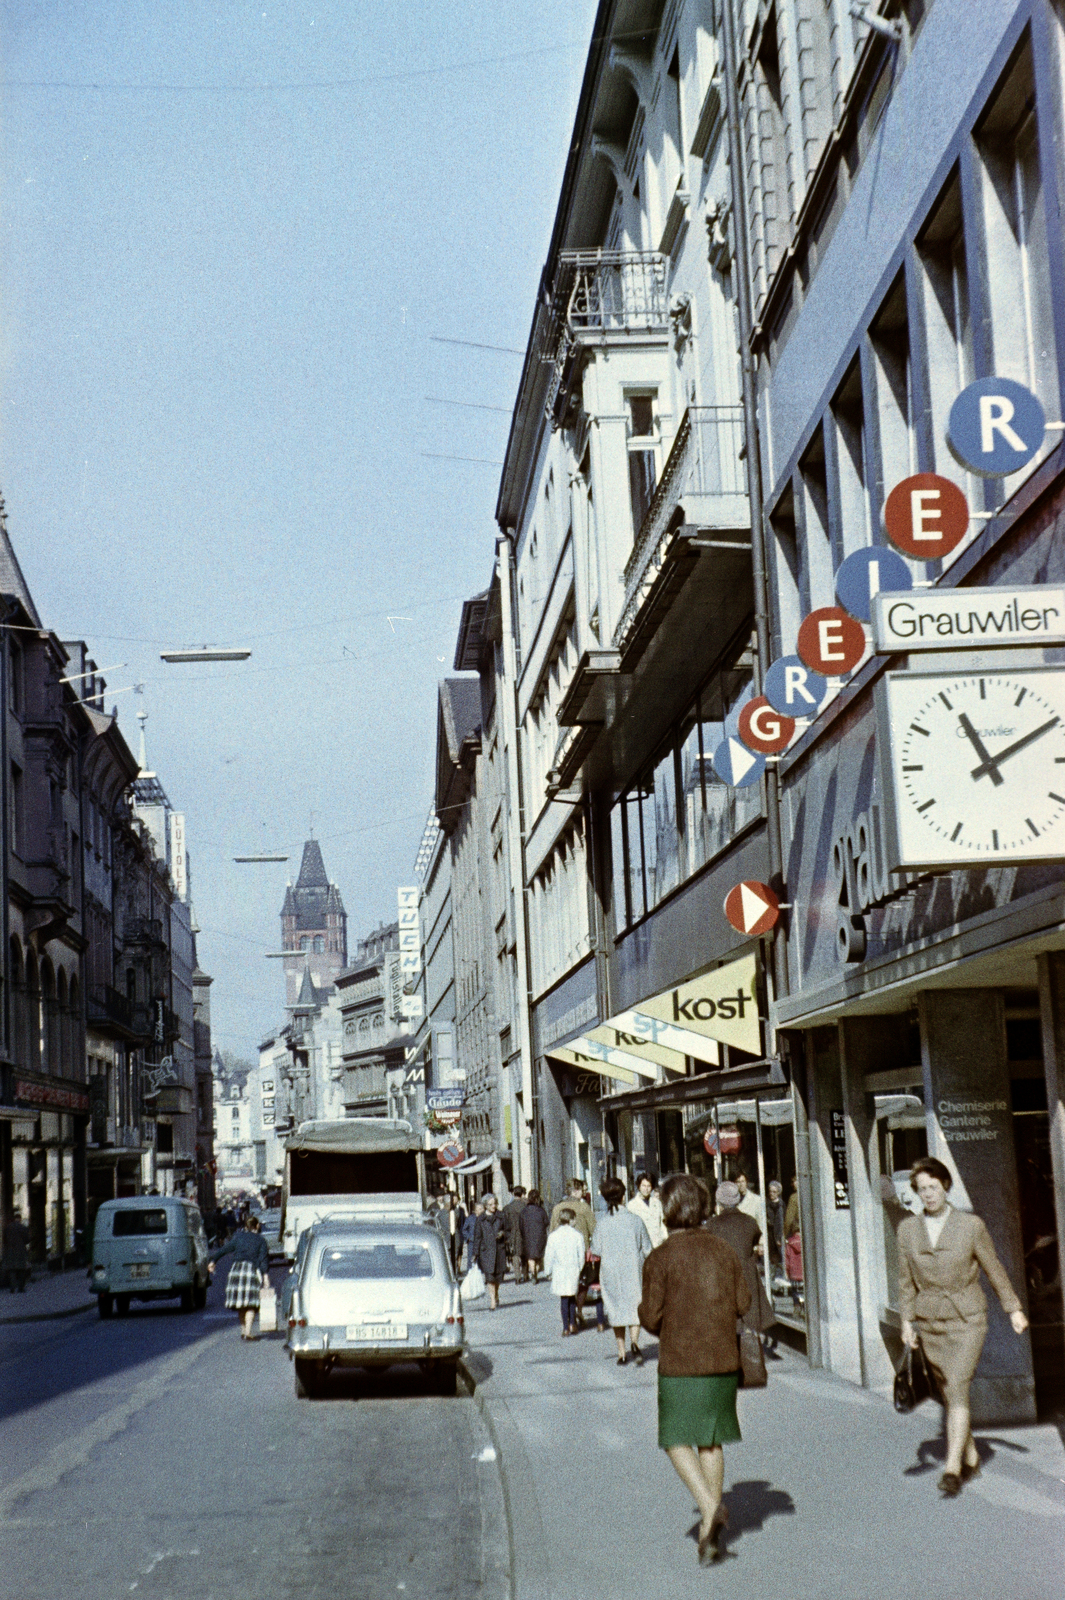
[542,1207,586,1336]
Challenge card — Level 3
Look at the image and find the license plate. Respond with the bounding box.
[127,1264,151,1280]
[346,1322,407,1342]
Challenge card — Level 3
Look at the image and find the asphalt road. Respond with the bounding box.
[0,1274,506,1600]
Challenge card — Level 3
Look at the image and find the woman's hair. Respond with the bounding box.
[600,1177,626,1212]
[483,1193,498,1207]
[558,1206,576,1224]
[526,1189,541,1205]
[910,1156,953,1190]
[245,1215,261,1233]
[660,1173,707,1230]
[635,1172,658,1189]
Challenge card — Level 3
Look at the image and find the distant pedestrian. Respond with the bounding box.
[638,1173,751,1565]
[765,1180,785,1268]
[705,1180,774,1343]
[502,1186,528,1283]
[550,1180,595,1247]
[441,1191,466,1273]
[462,1201,484,1274]
[210,1213,269,1340]
[898,1156,1028,1497]
[734,1172,766,1235]
[519,1190,549,1282]
[473,1194,507,1311]
[628,1172,667,1247]
[783,1175,803,1306]
[542,1207,585,1335]
[2,1209,31,1293]
[592,1178,653,1366]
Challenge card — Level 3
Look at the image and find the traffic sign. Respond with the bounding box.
[884,472,969,558]
[712,736,766,788]
[437,1142,465,1169]
[737,696,795,755]
[797,607,866,675]
[948,377,1046,477]
[724,879,780,936]
[835,546,912,623]
[763,654,827,716]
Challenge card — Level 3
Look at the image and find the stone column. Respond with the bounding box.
[919,990,1035,1425]
[1036,953,1065,1383]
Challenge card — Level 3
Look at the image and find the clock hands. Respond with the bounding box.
[957,713,1004,788]
[969,714,1061,782]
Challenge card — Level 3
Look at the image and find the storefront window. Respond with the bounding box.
[873,1091,927,1313]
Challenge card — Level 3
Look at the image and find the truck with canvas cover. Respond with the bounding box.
[280,1117,427,1260]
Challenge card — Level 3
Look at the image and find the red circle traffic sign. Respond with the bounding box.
[884,473,969,558]
[737,696,796,755]
[724,880,780,937]
[437,1142,465,1169]
[797,607,865,675]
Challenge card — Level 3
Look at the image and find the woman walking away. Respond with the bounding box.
[898,1156,1028,1497]
[210,1213,270,1340]
[593,1178,654,1365]
[473,1194,508,1311]
[639,1174,750,1565]
[542,1207,585,1334]
[520,1190,550,1283]
[462,1200,484,1274]
[705,1180,775,1345]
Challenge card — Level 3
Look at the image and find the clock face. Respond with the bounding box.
[882,668,1065,866]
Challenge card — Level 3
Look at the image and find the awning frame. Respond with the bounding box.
[599,1057,786,1113]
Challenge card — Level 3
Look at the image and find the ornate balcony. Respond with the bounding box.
[545,250,669,426]
[614,406,751,660]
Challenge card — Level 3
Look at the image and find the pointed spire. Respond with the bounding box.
[296,839,329,888]
[0,495,42,627]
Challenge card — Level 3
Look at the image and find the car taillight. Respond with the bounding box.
[298,1318,307,1327]
[446,1315,464,1325]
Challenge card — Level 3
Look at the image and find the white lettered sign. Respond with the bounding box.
[871,586,1065,653]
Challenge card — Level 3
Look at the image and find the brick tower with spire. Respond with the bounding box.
[280,838,348,1005]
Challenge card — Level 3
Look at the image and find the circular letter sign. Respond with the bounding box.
[797,607,866,675]
[437,1142,466,1169]
[835,546,913,622]
[884,472,970,558]
[763,654,828,717]
[724,879,780,937]
[947,377,1046,478]
[712,736,766,789]
[737,695,795,754]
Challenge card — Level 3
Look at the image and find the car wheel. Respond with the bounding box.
[193,1281,208,1310]
[179,1287,195,1312]
[115,1295,130,1317]
[294,1358,320,1400]
[435,1360,459,1397]
[98,1294,114,1319]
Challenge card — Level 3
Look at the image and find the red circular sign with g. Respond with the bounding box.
[797,607,866,675]
[737,696,795,754]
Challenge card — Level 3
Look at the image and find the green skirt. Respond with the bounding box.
[657,1372,741,1450]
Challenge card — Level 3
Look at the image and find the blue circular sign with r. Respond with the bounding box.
[835,546,913,623]
[763,654,828,716]
[947,377,1046,478]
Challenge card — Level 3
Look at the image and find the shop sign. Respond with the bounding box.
[437,1141,465,1169]
[397,887,422,974]
[703,1125,741,1156]
[15,1078,90,1114]
[883,473,969,558]
[870,585,1065,653]
[834,546,912,623]
[89,1076,108,1144]
[427,1089,466,1113]
[545,1042,641,1087]
[616,952,761,1056]
[763,654,827,716]
[582,1024,689,1076]
[830,1111,850,1210]
[947,376,1048,477]
[723,880,780,937]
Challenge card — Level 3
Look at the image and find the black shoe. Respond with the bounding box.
[938,1472,962,1497]
[616,1354,627,1366]
[961,1459,982,1482]
[630,1346,645,1366]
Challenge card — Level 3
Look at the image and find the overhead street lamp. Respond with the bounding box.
[233,855,289,862]
[159,647,251,663]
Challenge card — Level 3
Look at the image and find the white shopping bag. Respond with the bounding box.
[460,1263,486,1302]
[258,1284,277,1333]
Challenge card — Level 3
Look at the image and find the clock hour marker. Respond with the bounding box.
[939,691,953,710]
[910,723,929,736]
[917,799,935,813]
[979,679,986,700]
[1027,818,1039,837]
[1050,793,1065,805]
[903,764,924,772]
[1015,688,1027,707]
[992,828,999,848]
[951,823,963,842]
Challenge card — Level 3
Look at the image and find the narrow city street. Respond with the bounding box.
[0,1272,506,1600]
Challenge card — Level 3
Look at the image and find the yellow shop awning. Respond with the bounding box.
[607,952,761,1059]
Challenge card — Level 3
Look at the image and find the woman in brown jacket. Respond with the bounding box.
[898,1156,1028,1497]
[638,1173,751,1565]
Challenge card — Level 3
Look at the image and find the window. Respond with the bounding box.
[112,1208,168,1237]
[318,1242,435,1280]
[8,644,22,715]
[626,394,660,535]
[830,358,870,558]
[868,274,916,499]
[9,763,22,857]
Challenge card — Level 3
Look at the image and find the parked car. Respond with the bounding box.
[285,1217,465,1397]
[90,1197,211,1317]
[259,1207,285,1262]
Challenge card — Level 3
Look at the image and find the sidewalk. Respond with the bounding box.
[461,1278,1065,1600]
[0,1267,96,1325]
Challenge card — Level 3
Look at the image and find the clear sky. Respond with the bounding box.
[0,1,598,1061]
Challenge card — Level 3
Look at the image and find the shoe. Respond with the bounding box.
[698,1506,728,1565]
[616,1354,627,1366]
[938,1472,962,1497]
[630,1346,645,1366]
[961,1458,982,1482]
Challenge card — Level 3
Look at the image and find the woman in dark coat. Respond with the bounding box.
[519,1190,550,1282]
[705,1180,775,1338]
[210,1213,270,1340]
[473,1193,507,1310]
[639,1173,751,1566]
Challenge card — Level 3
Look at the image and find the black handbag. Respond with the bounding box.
[893,1341,936,1412]
[738,1325,768,1388]
[578,1254,600,1291]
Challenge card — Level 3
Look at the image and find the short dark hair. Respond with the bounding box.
[512,1186,526,1197]
[558,1206,576,1224]
[660,1173,707,1230]
[636,1172,658,1188]
[910,1156,953,1190]
[600,1177,626,1211]
[567,1179,584,1194]
[526,1189,541,1205]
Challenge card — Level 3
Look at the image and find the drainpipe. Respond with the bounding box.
[496,532,538,1191]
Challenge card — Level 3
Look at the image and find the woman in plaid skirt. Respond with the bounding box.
[210,1214,270,1340]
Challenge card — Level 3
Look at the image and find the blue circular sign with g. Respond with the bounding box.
[947,377,1046,478]
[834,545,913,623]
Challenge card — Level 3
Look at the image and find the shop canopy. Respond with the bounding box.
[450,1154,494,1174]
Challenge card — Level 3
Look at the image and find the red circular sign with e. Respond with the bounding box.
[797,607,865,675]
[883,473,969,558]
[737,696,795,754]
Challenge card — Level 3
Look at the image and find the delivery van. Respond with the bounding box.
[91,1196,211,1317]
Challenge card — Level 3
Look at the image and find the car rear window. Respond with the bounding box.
[112,1209,169,1237]
[318,1242,435,1280]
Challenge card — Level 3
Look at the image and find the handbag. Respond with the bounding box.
[578,1254,600,1291]
[258,1285,277,1334]
[893,1341,937,1413]
[738,1324,768,1388]
[460,1263,486,1302]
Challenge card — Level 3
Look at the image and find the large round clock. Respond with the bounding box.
[878,666,1065,867]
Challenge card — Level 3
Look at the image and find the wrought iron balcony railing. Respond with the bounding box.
[544,250,669,424]
[614,405,750,651]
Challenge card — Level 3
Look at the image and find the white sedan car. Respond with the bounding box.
[285,1218,465,1397]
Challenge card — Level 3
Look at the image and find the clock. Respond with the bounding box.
[877,666,1065,868]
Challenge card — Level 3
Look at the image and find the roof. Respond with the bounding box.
[282,840,346,930]
[296,839,329,888]
[435,678,483,831]
[285,1117,420,1154]
[0,498,43,628]
[454,589,490,671]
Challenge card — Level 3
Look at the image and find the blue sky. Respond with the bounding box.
[1,1,598,1058]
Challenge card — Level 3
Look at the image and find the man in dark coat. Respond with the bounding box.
[502,1186,527,1282]
[2,1209,31,1293]
[473,1194,507,1310]
[704,1181,774,1335]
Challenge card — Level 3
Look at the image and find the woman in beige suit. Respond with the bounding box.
[898,1157,1028,1497]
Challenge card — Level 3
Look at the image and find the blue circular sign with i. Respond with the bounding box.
[835,546,913,623]
[947,377,1046,478]
[763,654,828,717]
[712,736,766,789]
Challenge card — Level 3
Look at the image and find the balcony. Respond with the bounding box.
[614,406,751,662]
[124,917,166,948]
[87,985,134,1034]
[545,250,669,426]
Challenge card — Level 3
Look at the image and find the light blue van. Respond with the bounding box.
[91,1196,210,1317]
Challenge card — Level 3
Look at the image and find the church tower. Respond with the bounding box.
[280,839,348,1005]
